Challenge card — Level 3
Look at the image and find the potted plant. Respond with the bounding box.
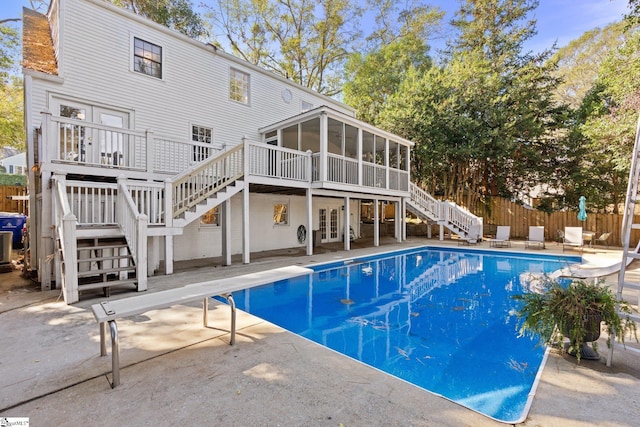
[513,278,638,362]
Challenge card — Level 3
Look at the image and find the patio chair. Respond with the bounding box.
[562,226,583,252]
[525,226,545,249]
[594,232,611,248]
[458,224,483,245]
[489,226,511,248]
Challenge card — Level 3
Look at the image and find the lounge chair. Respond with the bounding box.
[594,232,611,248]
[458,224,483,245]
[525,226,545,249]
[489,226,511,248]
[562,226,583,252]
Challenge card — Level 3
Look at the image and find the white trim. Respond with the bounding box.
[130,34,165,81]
[84,0,355,115]
[229,66,251,106]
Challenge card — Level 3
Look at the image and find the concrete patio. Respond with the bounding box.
[1,237,639,426]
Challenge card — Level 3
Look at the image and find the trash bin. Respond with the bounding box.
[313,230,320,248]
[0,212,27,249]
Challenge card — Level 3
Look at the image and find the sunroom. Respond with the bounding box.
[253,106,413,196]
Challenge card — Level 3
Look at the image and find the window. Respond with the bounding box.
[200,206,219,226]
[273,202,288,226]
[134,37,162,78]
[230,68,249,104]
[192,125,213,161]
[301,100,313,112]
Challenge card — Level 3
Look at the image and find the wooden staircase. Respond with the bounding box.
[76,234,138,297]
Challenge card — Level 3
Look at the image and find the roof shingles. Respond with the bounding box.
[22,7,58,75]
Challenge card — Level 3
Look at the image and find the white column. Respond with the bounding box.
[306,188,313,255]
[344,196,350,251]
[222,199,232,266]
[242,185,250,264]
[164,235,174,274]
[373,198,379,247]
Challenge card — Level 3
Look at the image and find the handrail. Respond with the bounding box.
[116,177,148,292]
[52,174,79,303]
[169,143,244,218]
[408,182,482,238]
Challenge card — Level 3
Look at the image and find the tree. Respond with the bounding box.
[576,29,640,213]
[551,21,628,109]
[204,0,361,96]
[0,23,19,84]
[111,0,208,38]
[343,0,443,124]
[0,78,25,150]
[378,0,565,209]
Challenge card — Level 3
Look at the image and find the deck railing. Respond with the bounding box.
[66,180,118,226]
[117,177,148,291]
[52,174,78,304]
[169,143,244,219]
[43,112,223,175]
[247,141,310,182]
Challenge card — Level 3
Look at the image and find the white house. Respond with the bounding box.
[22,0,480,303]
[0,152,27,175]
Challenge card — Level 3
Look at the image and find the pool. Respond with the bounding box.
[223,246,581,423]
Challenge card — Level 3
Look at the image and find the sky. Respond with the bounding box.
[0,0,632,54]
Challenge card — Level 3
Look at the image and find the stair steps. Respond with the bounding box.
[75,234,138,297]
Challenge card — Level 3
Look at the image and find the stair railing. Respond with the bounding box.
[408,182,482,238]
[409,183,441,221]
[167,143,244,221]
[52,173,79,304]
[117,177,148,292]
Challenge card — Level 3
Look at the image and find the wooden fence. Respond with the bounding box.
[0,185,28,215]
[472,198,639,248]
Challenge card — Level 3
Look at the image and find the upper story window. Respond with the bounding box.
[230,68,250,104]
[134,37,162,78]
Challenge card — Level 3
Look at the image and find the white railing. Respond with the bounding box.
[442,201,482,236]
[389,169,409,191]
[43,112,224,175]
[169,143,244,218]
[408,182,482,237]
[47,115,148,170]
[52,174,78,304]
[127,181,165,225]
[152,137,224,174]
[66,180,118,226]
[362,163,387,188]
[409,183,441,221]
[117,177,148,291]
[247,141,310,182]
[327,154,359,184]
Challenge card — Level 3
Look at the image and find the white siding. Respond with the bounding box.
[174,193,322,260]
[30,0,354,148]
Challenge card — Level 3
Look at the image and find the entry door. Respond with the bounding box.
[95,108,129,166]
[54,99,130,165]
[319,208,340,243]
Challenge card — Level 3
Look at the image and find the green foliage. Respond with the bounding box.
[0,79,25,150]
[205,0,360,96]
[111,0,207,38]
[514,278,637,362]
[375,0,565,209]
[0,174,27,186]
[343,1,443,124]
[0,24,19,84]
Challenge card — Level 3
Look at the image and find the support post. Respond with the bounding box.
[222,199,232,266]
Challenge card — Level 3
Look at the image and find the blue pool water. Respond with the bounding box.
[224,247,581,423]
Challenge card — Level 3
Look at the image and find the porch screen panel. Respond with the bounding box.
[301,118,320,153]
[282,125,298,150]
[327,118,342,155]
